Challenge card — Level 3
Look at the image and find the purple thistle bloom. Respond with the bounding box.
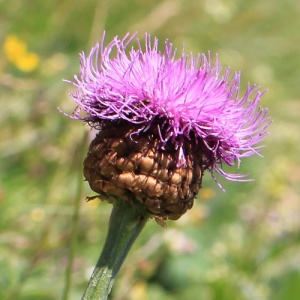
[65,32,271,185]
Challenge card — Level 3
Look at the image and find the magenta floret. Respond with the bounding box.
[65,32,271,183]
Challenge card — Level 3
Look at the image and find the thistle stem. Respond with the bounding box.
[81,200,149,300]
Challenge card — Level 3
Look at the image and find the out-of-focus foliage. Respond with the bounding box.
[1,0,299,299]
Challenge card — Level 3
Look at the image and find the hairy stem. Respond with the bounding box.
[81,200,149,300]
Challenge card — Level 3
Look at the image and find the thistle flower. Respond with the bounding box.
[64,32,271,300]
[65,32,270,220]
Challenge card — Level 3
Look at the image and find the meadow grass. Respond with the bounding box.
[1,0,300,299]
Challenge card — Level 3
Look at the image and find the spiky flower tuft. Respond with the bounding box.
[65,32,270,219]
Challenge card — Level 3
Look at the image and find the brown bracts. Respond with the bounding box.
[84,121,204,220]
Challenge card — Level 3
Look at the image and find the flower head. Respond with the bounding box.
[66,32,270,186]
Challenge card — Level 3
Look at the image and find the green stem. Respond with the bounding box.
[81,200,149,300]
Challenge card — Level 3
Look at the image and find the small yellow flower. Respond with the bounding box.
[3,35,26,60]
[15,52,39,72]
[129,281,148,300]
[3,34,39,72]
[199,188,215,200]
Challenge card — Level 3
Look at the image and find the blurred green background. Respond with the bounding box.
[1,0,300,299]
